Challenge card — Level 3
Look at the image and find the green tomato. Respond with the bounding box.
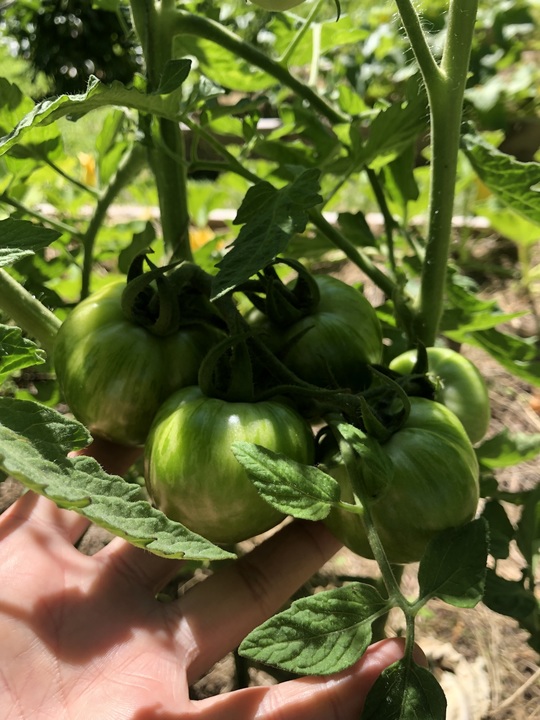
[250,275,383,391]
[323,397,480,564]
[145,386,314,544]
[389,347,490,444]
[54,281,224,447]
[249,0,305,10]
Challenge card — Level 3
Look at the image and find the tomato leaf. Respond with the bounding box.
[155,59,192,95]
[0,325,46,386]
[0,76,196,157]
[462,132,540,225]
[458,328,540,386]
[210,170,322,300]
[482,570,540,653]
[239,583,389,675]
[362,660,447,720]
[351,89,428,170]
[0,218,60,267]
[476,428,540,468]
[481,500,515,560]
[232,441,339,520]
[334,421,394,500]
[0,398,235,561]
[417,519,488,608]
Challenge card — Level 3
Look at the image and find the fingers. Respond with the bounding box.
[0,491,90,545]
[194,639,417,720]
[0,438,141,547]
[174,519,342,684]
[95,536,184,594]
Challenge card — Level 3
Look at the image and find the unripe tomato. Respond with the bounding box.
[249,275,383,392]
[323,398,480,564]
[54,281,224,447]
[145,386,314,544]
[389,347,490,444]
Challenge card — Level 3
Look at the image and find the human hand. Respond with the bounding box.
[0,438,415,720]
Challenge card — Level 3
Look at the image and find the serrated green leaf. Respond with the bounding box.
[483,569,538,624]
[454,328,540,386]
[0,325,46,385]
[476,428,540,468]
[239,583,389,675]
[0,398,234,561]
[442,281,526,335]
[417,519,488,608]
[0,76,190,157]
[232,441,338,521]
[156,59,192,95]
[462,132,540,226]
[211,170,322,299]
[481,500,515,560]
[352,92,428,170]
[362,660,447,720]
[334,421,394,500]
[0,218,60,267]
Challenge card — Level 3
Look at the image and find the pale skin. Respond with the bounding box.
[0,438,419,720]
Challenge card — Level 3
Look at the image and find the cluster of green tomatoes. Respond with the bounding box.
[54,258,488,564]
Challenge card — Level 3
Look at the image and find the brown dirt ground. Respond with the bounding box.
[1,237,539,718]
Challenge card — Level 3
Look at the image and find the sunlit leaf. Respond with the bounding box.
[239,583,389,674]
[0,398,234,561]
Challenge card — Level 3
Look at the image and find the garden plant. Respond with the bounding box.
[0,0,539,717]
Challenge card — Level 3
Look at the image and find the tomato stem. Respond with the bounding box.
[80,144,146,299]
[395,0,479,346]
[129,0,192,261]
[331,424,411,615]
[171,10,348,126]
[0,269,60,356]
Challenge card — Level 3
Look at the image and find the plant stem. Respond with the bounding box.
[332,428,409,611]
[308,210,399,300]
[279,0,324,66]
[172,11,348,126]
[0,193,82,239]
[395,0,478,345]
[80,144,146,299]
[129,0,192,261]
[0,269,60,356]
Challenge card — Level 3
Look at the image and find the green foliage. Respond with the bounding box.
[0,0,538,714]
[0,397,234,560]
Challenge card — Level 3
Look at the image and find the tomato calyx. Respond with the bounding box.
[242,258,320,327]
[198,332,256,402]
[121,254,225,337]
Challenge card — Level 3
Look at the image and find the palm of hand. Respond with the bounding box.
[0,444,408,720]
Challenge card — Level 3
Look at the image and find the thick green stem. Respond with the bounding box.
[130,0,192,261]
[80,144,146,299]
[396,0,478,346]
[172,11,347,126]
[0,269,60,356]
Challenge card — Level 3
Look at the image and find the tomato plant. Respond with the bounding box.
[323,397,480,564]
[249,275,383,391]
[144,385,314,544]
[390,347,491,444]
[0,0,539,715]
[54,281,223,447]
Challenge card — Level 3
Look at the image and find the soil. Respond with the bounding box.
[1,237,539,719]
